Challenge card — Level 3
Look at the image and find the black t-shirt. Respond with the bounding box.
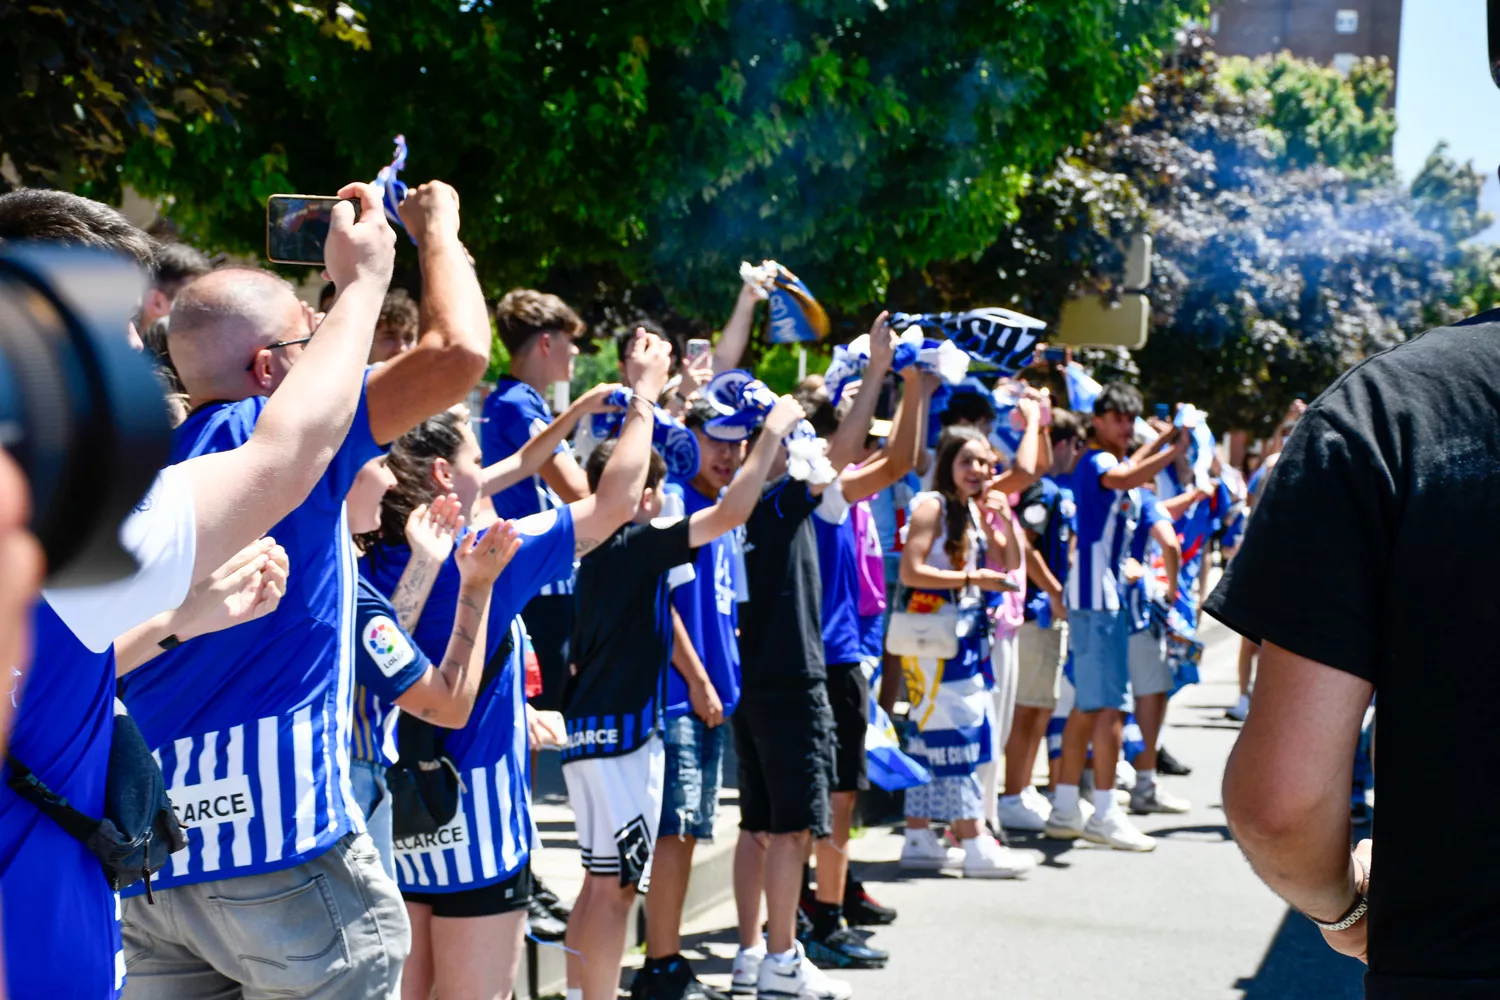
[1204,311,1500,998]
[739,476,825,689]
[563,517,697,762]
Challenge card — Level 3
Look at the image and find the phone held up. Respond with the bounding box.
[266,194,362,266]
[685,338,712,367]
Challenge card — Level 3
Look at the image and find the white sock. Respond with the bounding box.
[1054,783,1080,813]
[1135,768,1157,792]
[1093,788,1117,816]
[567,989,583,1000]
[741,939,766,957]
[1000,793,1024,806]
[770,948,798,965]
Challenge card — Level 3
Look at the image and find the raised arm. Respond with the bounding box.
[689,396,804,547]
[991,393,1044,494]
[568,331,673,554]
[481,383,621,496]
[176,181,394,579]
[394,522,519,728]
[365,182,491,446]
[839,366,931,504]
[388,496,464,632]
[713,281,767,373]
[825,312,894,475]
[1100,428,1188,492]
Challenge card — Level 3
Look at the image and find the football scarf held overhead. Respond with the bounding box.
[890,307,1046,376]
[586,387,700,480]
[740,260,830,344]
[371,135,412,242]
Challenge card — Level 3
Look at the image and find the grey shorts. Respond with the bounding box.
[1128,628,1172,698]
[122,832,410,999]
[1016,620,1068,710]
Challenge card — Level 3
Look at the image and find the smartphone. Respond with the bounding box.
[685,338,712,367]
[1038,346,1068,365]
[1154,403,1170,420]
[266,194,359,266]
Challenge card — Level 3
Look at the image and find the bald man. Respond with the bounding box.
[116,181,490,1000]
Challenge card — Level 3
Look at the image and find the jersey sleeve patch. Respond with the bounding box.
[362,615,417,678]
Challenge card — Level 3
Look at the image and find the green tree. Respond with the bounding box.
[112,0,1202,325]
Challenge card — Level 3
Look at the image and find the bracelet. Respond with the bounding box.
[1309,895,1368,933]
[629,395,655,413]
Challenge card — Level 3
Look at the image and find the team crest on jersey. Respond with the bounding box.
[363,616,415,677]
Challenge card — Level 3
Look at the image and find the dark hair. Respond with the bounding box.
[153,241,211,293]
[0,188,157,270]
[495,288,584,356]
[1094,382,1143,419]
[1050,408,1084,443]
[585,438,665,494]
[362,410,467,555]
[795,384,838,438]
[932,426,992,571]
[683,398,719,432]
[940,390,995,428]
[379,288,420,337]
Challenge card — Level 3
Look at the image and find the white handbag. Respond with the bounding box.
[885,602,960,660]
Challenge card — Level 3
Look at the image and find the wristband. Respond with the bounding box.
[158,634,182,651]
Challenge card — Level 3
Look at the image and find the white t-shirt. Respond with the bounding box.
[44,463,197,652]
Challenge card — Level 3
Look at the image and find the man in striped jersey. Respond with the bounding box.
[0,185,394,999]
[1043,383,1186,853]
[116,180,491,999]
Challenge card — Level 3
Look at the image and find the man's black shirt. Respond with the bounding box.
[563,517,696,762]
[1205,310,1500,998]
[739,476,825,689]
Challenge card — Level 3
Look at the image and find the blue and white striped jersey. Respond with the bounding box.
[351,574,433,767]
[364,506,577,892]
[1066,450,1140,613]
[119,379,382,892]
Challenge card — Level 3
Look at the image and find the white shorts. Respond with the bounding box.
[562,736,665,888]
[1128,629,1172,698]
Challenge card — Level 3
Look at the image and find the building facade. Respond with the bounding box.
[1210,0,1403,80]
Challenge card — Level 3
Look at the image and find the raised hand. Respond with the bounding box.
[577,382,626,414]
[454,521,522,588]
[405,494,465,565]
[184,537,291,639]
[867,310,895,371]
[764,395,806,439]
[624,329,673,398]
[396,180,462,245]
[327,181,396,290]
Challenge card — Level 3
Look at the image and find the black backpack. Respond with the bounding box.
[6,707,187,901]
[386,627,515,840]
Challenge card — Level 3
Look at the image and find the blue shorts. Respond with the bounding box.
[1069,608,1130,713]
[659,714,727,841]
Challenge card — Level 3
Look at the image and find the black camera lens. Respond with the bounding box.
[0,244,173,587]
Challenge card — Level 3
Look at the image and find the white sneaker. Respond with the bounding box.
[1082,807,1158,851]
[899,827,964,870]
[732,942,767,996]
[1131,783,1191,815]
[998,792,1050,832]
[757,940,853,1000]
[962,835,1036,879]
[1116,760,1136,791]
[1226,694,1250,722]
[1043,797,1092,840]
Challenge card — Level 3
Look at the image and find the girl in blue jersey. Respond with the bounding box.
[897,427,1036,879]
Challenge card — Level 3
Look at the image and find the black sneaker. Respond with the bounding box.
[525,895,567,941]
[532,874,571,920]
[1157,745,1193,776]
[802,924,889,970]
[631,956,730,1000]
[843,879,896,926]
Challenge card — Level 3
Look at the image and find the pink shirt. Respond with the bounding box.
[986,495,1027,641]
[853,499,886,617]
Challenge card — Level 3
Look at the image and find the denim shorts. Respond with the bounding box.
[1069,608,1130,713]
[350,758,394,880]
[659,714,727,841]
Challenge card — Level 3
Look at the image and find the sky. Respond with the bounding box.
[1393,0,1500,236]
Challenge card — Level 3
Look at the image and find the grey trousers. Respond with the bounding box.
[122,832,410,999]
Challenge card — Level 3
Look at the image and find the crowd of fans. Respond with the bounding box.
[0,177,1284,1000]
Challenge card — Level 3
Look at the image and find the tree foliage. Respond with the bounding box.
[102,0,1200,326]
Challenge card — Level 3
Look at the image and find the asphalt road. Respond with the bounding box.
[671,615,1368,1000]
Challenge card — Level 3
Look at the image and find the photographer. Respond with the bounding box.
[0,184,395,999]
[113,181,490,998]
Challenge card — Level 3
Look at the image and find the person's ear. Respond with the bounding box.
[145,288,171,321]
[251,350,275,390]
[431,456,456,492]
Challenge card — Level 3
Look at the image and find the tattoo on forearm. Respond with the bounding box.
[458,595,483,614]
[453,626,476,646]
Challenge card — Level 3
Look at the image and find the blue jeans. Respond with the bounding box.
[659,714,726,841]
[1069,608,1130,713]
[350,758,395,880]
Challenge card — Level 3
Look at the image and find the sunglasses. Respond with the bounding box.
[246,337,313,372]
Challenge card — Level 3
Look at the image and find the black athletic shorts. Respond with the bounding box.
[734,684,834,837]
[825,662,870,793]
[402,864,532,917]
[521,593,573,712]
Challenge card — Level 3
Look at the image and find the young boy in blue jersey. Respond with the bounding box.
[361,331,673,1000]
[562,393,802,1000]
[116,181,494,998]
[1043,383,1186,853]
[1000,410,1084,831]
[0,184,398,999]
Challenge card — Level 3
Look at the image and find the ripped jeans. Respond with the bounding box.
[658,713,727,841]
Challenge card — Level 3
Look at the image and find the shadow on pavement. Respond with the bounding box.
[1234,908,1364,999]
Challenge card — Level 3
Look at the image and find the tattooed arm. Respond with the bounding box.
[393,522,520,728]
[391,495,464,632]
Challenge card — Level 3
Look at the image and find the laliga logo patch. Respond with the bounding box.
[363,615,415,678]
